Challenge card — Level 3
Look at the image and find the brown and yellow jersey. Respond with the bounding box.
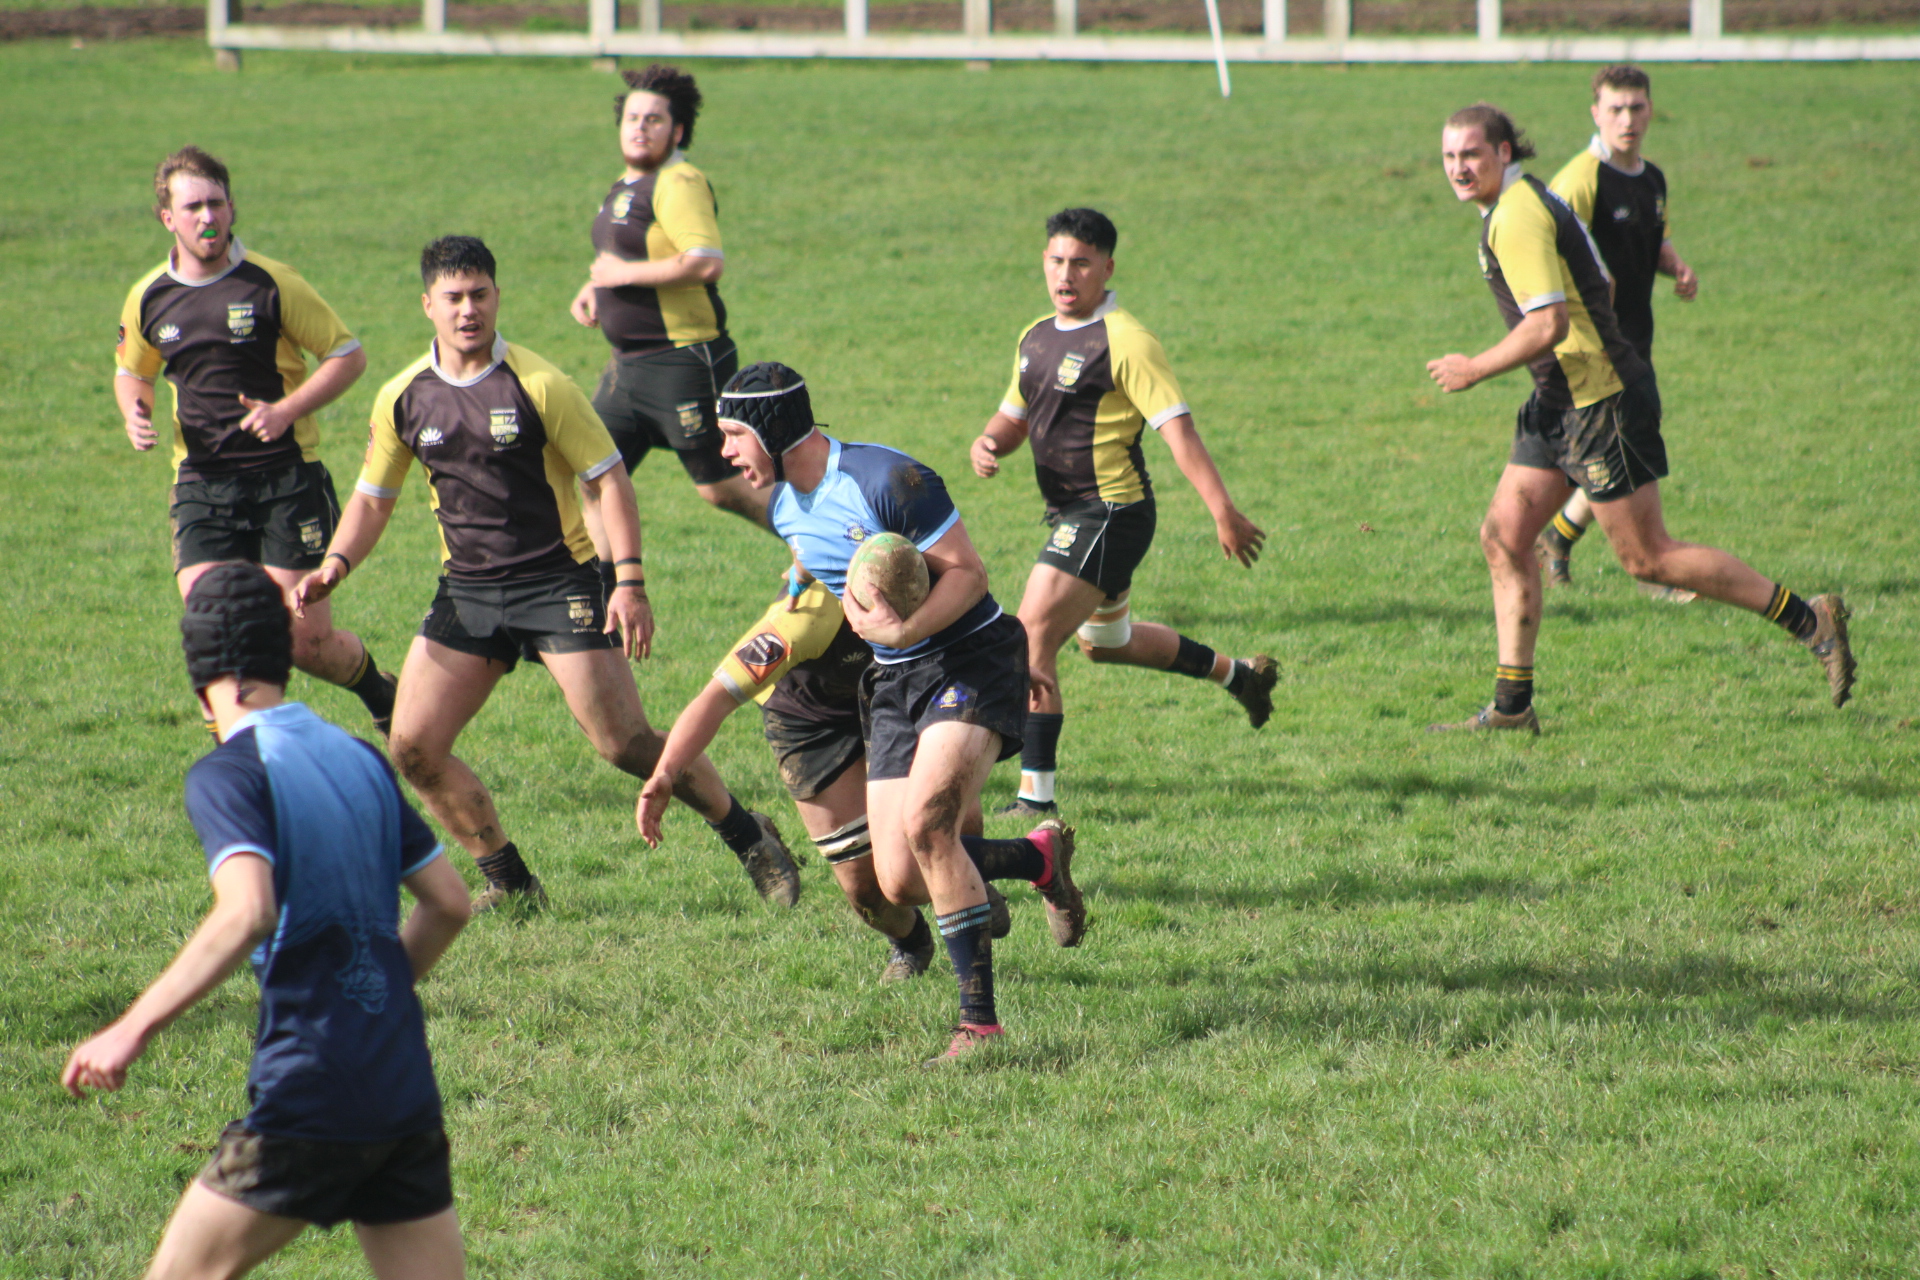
[114,242,360,481]
[714,582,873,722]
[1550,139,1670,363]
[999,294,1190,513]
[357,337,622,581]
[591,153,727,354]
[1480,170,1649,409]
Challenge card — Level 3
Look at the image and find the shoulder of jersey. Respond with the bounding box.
[127,259,172,301]
[240,249,307,287]
[374,350,437,406]
[1551,149,1599,188]
[1102,306,1156,339]
[663,160,710,187]
[1020,312,1056,340]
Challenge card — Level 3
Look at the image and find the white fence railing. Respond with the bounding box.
[206,0,1920,65]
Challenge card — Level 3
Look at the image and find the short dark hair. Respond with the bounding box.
[154,146,231,219]
[616,63,703,149]
[1044,208,1118,256]
[1592,63,1652,99]
[420,235,496,288]
[1446,103,1536,162]
[180,562,292,694]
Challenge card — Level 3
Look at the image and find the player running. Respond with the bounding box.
[637,578,1080,981]
[63,562,470,1280]
[295,236,798,911]
[1536,64,1703,591]
[569,63,769,602]
[115,146,396,738]
[710,361,1085,1066]
[1426,104,1854,731]
[970,208,1274,818]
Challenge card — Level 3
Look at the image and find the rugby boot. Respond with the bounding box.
[472,875,547,914]
[1029,819,1085,947]
[1230,655,1279,729]
[881,925,936,984]
[1427,704,1541,735]
[738,812,803,907]
[1804,594,1856,708]
[994,796,1057,819]
[370,671,400,739]
[921,1022,1004,1069]
[985,882,1011,940]
[1534,532,1573,587]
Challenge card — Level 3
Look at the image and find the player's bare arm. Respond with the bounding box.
[581,463,656,660]
[842,522,988,652]
[1158,414,1266,567]
[61,853,276,1098]
[588,250,724,292]
[1658,241,1699,299]
[636,680,738,846]
[238,346,368,443]
[970,411,1029,479]
[1427,301,1568,393]
[399,854,471,981]
[292,490,396,615]
[115,373,157,451]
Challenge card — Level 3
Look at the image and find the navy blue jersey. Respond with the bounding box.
[184,702,444,1142]
[769,436,1000,664]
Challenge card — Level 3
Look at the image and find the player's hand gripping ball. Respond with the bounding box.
[845,532,929,619]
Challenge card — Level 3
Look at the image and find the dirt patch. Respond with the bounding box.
[12,0,1915,41]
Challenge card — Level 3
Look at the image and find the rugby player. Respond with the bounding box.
[637,578,1079,981]
[1426,105,1854,731]
[295,236,798,911]
[115,147,396,737]
[1536,64,1702,590]
[569,63,769,601]
[969,208,1275,817]
[712,361,1086,1066]
[63,562,469,1280]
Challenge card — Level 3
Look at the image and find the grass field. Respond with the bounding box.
[3,40,1920,1279]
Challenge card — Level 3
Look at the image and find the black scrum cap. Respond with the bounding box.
[181,562,293,693]
[717,362,814,480]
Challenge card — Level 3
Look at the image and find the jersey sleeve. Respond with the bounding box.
[115,279,163,380]
[529,368,623,479]
[999,338,1029,421]
[271,264,361,362]
[871,454,959,553]
[1548,152,1599,228]
[184,735,278,876]
[355,378,415,499]
[1110,323,1192,430]
[653,166,724,260]
[1488,189,1567,313]
[712,583,845,704]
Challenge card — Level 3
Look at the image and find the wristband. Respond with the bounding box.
[324,551,352,573]
[614,557,643,567]
[787,566,805,599]
[614,580,648,592]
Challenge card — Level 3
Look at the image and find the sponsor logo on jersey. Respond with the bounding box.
[1585,456,1614,492]
[935,684,972,711]
[298,519,325,552]
[1048,522,1079,553]
[1055,352,1085,391]
[568,595,597,630]
[1612,205,1631,222]
[611,191,634,221]
[845,524,870,544]
[736,632,789,684]
[157,323,183,345]
[676,400,703,439]
[1018,355,1030,372]
[418,426,446,448]
[488,408,520,449]
[1654,196,1666,221]
[226,303,255,339]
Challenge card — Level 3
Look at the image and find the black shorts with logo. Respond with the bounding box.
[170,460,341,573]
[859,614,1028,783]
[593,337,740,486]
[1036,497,1156,599]
[762,704,865,801]
[1510,372,1668,503]
[197,1120,453,1229]
[419,562,614,671]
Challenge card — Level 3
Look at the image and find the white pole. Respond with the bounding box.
[1203,0,1231,96]
[846,0,867,39]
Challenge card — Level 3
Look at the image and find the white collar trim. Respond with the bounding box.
[167,237,247,288]
[1054,291,1119,332]
[1588,132,1646,176]
[430,334,509,387]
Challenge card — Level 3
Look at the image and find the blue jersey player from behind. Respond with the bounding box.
[62,562,472,1279]
[706,362,1091,1066]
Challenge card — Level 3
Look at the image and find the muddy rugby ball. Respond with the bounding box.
[845,532,930,618]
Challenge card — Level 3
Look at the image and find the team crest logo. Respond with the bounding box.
[1612,205,1631,222]
[1476,244,1492,278]
[157,323,183,345]
[935,684,972,711]
[1055,352,1085,391]
[736,632,789,683]
[611,191,634,221]
[1655,197,1666,220]
[567,595,596,630]
[1049,522,1079,553]
[845,524,870,544]
[226,303,255,339]
[489,408,520,449]
[418,426,445,447]
[676,400,703,439]
[298,519,324,552]
[1585,456,1614,491]
[1019,355,1030,372]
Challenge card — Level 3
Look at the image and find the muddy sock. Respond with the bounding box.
[960,834,1047,882]
[475,841,533,892]
[892,909,932,947]
[1223,660,1253,698]
[341,646,394,720]
[1168,635,1217,680]
[936,903,997,1027]
[1494,665,1534,715]
[1541,509,1588,557]
[709,796,762,855]
[1765,585,1819,641]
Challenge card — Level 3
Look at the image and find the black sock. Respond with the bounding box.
[1020,712,1063,774]
[1765,584,1819,641]
[709,796,763,855]
[892,909,932,949]
[936,904,997,1027]
[1223,660,1250,697]
[1494,664,1534,715]
[476,841,533,891]
[960,834,1047,882]
[1168,635,1217,680]
[596,559,618,606]
[1541,510,1588,557]
[341,646,394,720]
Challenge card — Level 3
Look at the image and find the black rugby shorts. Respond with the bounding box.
[858,614,1028,783]
[1034,497,1156,599]
[1509,373,1668,503]
[419,562,615,671]
[592,337,740,486]
[169,460,341,572]
[197,1120,453,1229]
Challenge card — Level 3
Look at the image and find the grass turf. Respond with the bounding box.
[2,40,1919,1279]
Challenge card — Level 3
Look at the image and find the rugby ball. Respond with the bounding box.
[846,532,930,618]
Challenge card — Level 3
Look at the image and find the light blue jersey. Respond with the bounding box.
[770,436,1000,663]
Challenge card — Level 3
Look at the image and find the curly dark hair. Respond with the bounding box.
[614,63,703,150]
[1045,207,1118,255]
[420,235,496,287]
[1446,103,1536,162]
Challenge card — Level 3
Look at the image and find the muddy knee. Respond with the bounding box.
[391,738,442,791]
[609,729,664,777]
